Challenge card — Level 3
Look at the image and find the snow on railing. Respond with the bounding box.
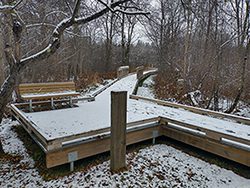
[130,95,250,126]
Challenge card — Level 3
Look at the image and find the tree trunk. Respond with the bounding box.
[225,87,243,113]
[121,12,126,65]
[0,140,3,154]
[105,38,112,72]
[125,44,130,66]
[105,12,114,72]
[183,0,192,81]
[225,41,249,113]
[0,65,19,154]
[213,88,219,111]
[159,1,165,68]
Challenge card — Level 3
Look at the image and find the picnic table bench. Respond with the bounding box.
[18,82,80,111]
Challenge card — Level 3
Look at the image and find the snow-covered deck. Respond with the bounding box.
[10,72,250,168]
[17,73,249,142]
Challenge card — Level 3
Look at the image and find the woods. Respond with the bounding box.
[145,0,250,112]
[0,1,249,153]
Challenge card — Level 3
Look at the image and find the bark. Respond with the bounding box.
[124,16,135,66]
[124,43,130,65]
[212,50,220,111]
[0,0,23,13]
[0,67,19,154]
[182,0,194,91]
[0,140,3,154]
[105,37,113,72]
[0,30,5,85]
[159,0,165,68]
[213,88,219,111]
[0,65,19,124]
[225,87,243,114]
[121,16,134,66]
[121,12,126,64]
[204,0,216,52]
[206,91,213,109]
[105,11,115,72]
[183,0,192,81]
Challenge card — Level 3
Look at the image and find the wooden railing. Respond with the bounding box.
[160,117,250,166]
[9,104,48,152]
[132,69,158,95]
[48,117,160,151]
[130,94,250,126]
[160,117,250,147]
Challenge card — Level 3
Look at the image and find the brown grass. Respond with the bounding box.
[154,69,250,107]
[75,71,116,91]
[154,70,186,102]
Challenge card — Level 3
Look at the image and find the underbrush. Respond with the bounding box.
[75,71,116,92]
[154,72,185,103]
[153,71,250,114]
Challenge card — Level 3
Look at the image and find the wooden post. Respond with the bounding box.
[110,91,127,171]
[136,66,144,79]
[51,98,54,109]
[29,99,33,112]
[117,66,129,78]
[69,97,73,107]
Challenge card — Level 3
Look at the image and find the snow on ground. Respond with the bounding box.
[0,119,34,167]
[236,106,250,118]
[233,102,250,118]
[15,73,250,141]
[0,119,40,187]
[215,99,250,118]
[0,120,249,187]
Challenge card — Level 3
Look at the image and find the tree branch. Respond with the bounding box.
[64,0,73,15]
[71,0,81,21]
[19,0,132,68]
[0,0,23,13]
[114,8,150,15]
[97,0,115,12]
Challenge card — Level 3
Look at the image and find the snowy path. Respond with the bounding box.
[21,73,250,141]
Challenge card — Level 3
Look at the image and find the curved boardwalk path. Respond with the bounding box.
[20,73,250,142]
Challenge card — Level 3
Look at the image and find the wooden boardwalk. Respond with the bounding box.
[9,71,250,168]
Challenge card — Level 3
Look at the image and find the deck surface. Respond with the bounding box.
[18,73,250,142]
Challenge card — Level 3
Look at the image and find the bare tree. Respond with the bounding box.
[120,0,147,66]
[103,7,118,72]
[145,0,183,70]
